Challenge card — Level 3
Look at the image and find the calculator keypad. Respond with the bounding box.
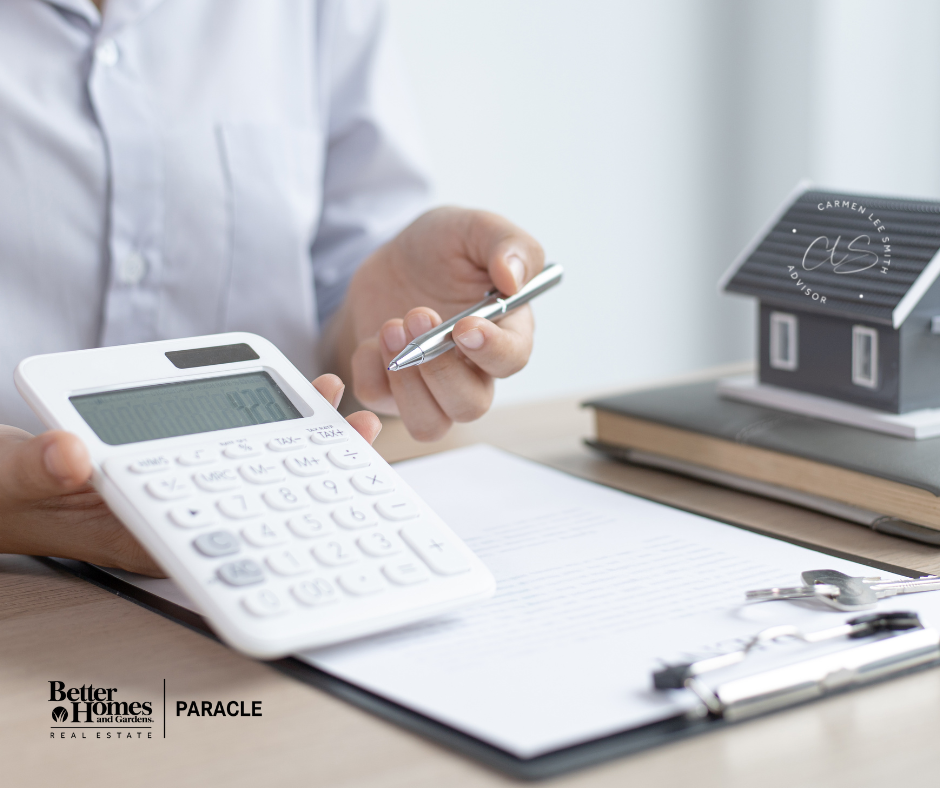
[239,461,287,485]
[217,493,264,519]
[146,477,192,500]
[193,468,239,492]
[242,521,287,548]
[284,454,329,477]
[218,559,265,586]
[193,530,241,558]
[242,588,287,617]
[169,505,215,529]
[109,426,476,631]
[177,448,219,466]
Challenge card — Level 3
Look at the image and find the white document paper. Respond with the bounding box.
[98,445,940,759]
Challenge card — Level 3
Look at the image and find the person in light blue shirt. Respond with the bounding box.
[0,0,543,574]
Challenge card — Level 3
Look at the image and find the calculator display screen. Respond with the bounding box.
[69,371,302,445]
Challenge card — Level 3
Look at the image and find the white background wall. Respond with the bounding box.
[386,0,940,404]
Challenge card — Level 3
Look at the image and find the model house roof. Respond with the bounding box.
[721,185,940,327]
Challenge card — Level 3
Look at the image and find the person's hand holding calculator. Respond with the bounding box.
[0,374,379,578]
[11,335,495,657]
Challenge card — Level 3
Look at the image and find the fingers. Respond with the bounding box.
[346,411,383,445]
[350,338,398,415]
[0,428,92,506]
[464,211,545,295]
[452,306,535,379]
[311,373,346,409]
[403,309,494,421]
[311,374,382,445]
[377,308,495,439]
[379,317,452,440]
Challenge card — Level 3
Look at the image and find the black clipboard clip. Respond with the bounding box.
[653,611,940,721]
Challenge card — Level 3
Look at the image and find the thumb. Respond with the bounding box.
[465,211,545,296]
[0,428,92,505]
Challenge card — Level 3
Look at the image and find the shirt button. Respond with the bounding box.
[95,39,119,67]
[115,251,148,285]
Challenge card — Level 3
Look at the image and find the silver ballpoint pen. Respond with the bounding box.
[387,262,564,371]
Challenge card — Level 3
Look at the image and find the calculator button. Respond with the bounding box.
[337,568,385,596]
[241,521,288,548]
[265,549,311,576]
[263,484,309,511]
[176,448,218,466]
[217,494,263,519]
[239,461,287,485]
[307,477,352,503]
[375,496,419,521]
[284,453,329,477]
[128,455,172,474]
[311,538,359,567]
[193,468,240,492]
[242,588,286,617]
[222,442,262,459]
[400,524,471,576]
[287,513,334,539]
[217,559,264,586]
[308,425,348,445]
[350,471,395,495]
[146,476,192,500]
[168,505,215,529]
[332,504,378,530]
[357,530,402,557]
[327,447,370,470]
[193,530,241,558]
[267,435,306,452]
[292,578,339,607]
[383,559,431,586]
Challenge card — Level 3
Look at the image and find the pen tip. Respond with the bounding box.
[387,362,398,372]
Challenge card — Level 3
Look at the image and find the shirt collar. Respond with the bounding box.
[42,0,168,36]
[43,0,100,27]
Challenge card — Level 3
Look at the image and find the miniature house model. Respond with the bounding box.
[721,185,940,414]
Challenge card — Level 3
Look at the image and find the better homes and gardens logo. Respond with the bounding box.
[786,198,892,303]
[49,681,155,739]
[47,679,264,739]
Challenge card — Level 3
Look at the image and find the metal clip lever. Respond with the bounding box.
[653,611,922,690]
[653,612,935,721]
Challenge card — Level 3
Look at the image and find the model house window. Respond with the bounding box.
[769,312,798,371]
[852,325,878,388]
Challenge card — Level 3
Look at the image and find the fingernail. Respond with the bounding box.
[456,328,485,350]
[44,442,70,481]
[405,312,433,339]
[382,323,408,354]
[331,384,345,410]
[506,253,525,291]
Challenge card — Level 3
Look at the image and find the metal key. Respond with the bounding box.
[747,569,940,611]
[653,610,924,690]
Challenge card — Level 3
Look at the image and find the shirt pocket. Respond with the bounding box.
[217,123,324,376]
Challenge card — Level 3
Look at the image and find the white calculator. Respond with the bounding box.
[15,332,495,658]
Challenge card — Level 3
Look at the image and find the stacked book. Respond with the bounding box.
[586,380,940,546]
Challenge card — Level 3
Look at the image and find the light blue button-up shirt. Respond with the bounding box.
[0,0,431,431]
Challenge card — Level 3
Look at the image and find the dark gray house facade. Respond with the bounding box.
[722,185,940,414]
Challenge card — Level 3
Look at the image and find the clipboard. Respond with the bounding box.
[37,552,940,782]
[31,444,940,780]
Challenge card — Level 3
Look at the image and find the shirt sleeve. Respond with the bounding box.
[311,0,434,327]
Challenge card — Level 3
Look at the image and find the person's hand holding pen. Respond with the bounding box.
[0,206,543,573]
[324,207,545,441]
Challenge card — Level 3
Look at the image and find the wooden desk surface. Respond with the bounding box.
[4,392,940,787]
